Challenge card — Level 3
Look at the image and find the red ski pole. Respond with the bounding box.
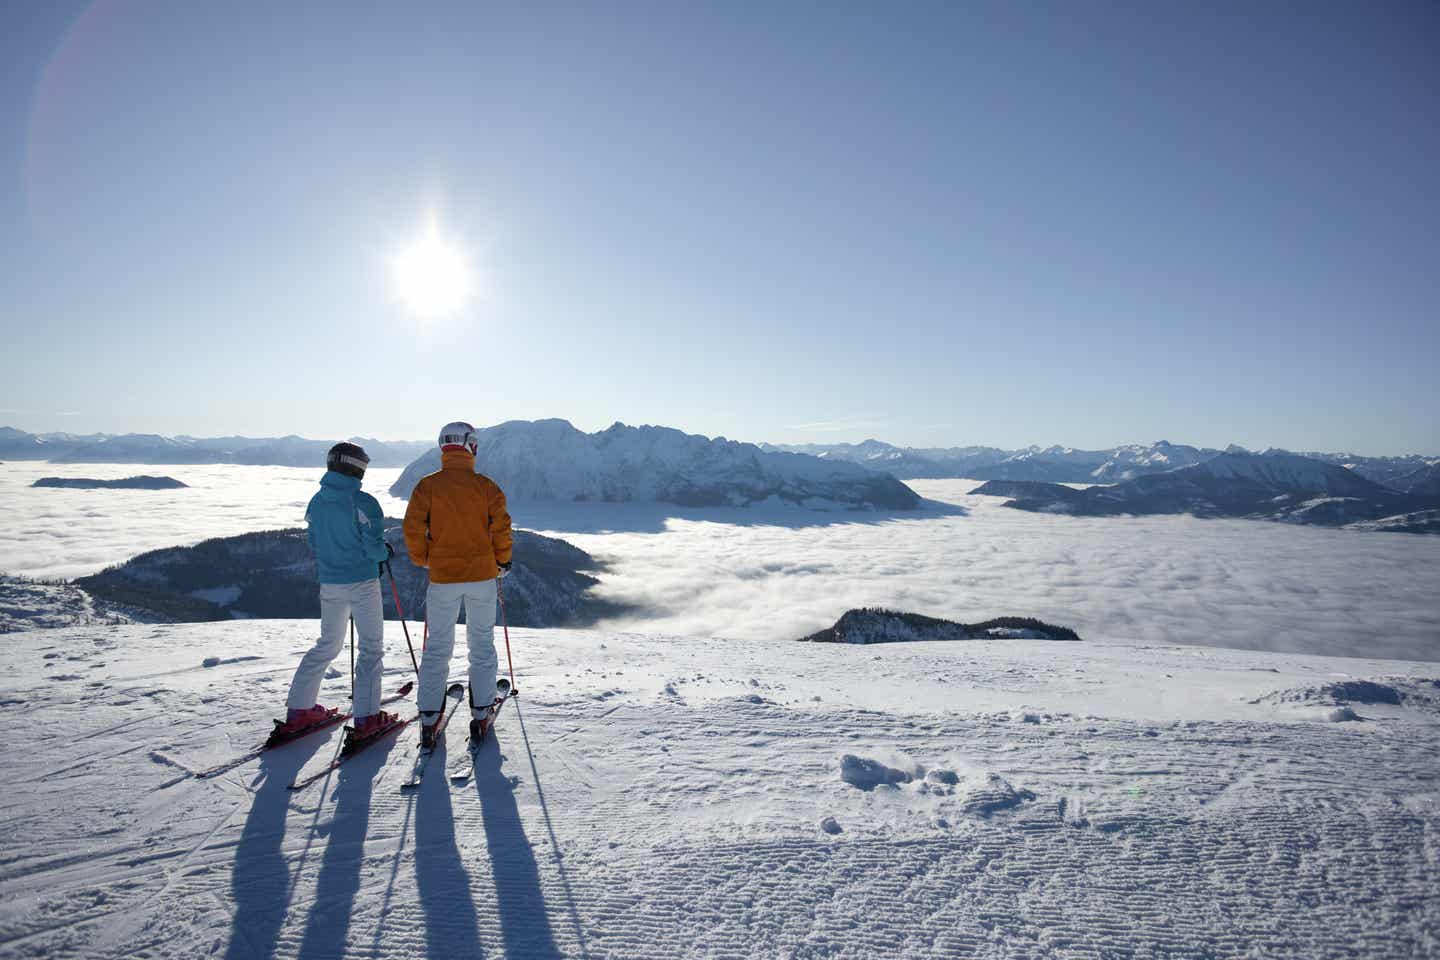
[383,560,421,679]
[498,579,517,696]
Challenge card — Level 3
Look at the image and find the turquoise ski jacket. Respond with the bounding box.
[305,470,389,584]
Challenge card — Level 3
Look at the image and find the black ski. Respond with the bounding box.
[448,679,514,784]
[194,681,414,780]
[399,683,466,790]
[287,709,415,791]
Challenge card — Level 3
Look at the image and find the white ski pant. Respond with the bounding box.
[287,579,385,719]
[419,578,498,721]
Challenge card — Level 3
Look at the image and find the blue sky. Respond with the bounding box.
[1,1,1436,455]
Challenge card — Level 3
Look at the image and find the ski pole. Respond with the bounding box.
[383,560,422,679]
[348,614,355,701]
[498,578,517,696]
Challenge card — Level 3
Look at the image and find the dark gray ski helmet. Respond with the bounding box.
[327,441,370,479]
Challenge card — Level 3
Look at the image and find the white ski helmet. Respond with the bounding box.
[438,420,478,455]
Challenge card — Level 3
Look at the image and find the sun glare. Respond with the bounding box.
[391,225,472,318]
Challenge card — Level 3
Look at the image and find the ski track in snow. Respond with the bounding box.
[0,621,1437,959]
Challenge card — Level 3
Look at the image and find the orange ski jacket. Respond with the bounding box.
[402,449,514,584]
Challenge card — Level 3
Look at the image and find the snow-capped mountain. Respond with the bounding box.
[1087,441,1220,482]
[1179,450,1384,497]
[761,440,1010,479]
[766,439,1440,488]
[0,427,429,467]
[765,439,1224,482]
[1384,460,1440,496]
[391,420,922,510]
[1294,451,1439,490]
[976,451,1439,532]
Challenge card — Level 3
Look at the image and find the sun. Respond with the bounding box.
[390,224,472,318]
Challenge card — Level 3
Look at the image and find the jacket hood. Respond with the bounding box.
[319,470,363,491]
[440,449,476,472]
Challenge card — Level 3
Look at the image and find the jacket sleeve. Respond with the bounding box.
[358,493,389,564]
[402,480,431,568]
[489,482,513,566]
[304,496,319,554]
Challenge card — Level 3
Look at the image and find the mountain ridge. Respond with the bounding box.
[5,424,1434,492]
[389,419,922,510]
[972,451,1440,533]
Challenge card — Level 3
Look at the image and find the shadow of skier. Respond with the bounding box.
[472,711,568,960]
[415,745,486,960]
[224,737,328,960]
[294,736,401,959]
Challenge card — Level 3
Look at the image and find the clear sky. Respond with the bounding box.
[1,1,1436,455]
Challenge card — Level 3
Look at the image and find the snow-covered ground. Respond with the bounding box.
[0,621,1436,958]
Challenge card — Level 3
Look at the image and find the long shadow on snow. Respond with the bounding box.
[468,703,579,960]
[224,737,329,960]
[294,734,405,959]
[509,496,967,537]
[414,743,485,960]
[477,700,595,958]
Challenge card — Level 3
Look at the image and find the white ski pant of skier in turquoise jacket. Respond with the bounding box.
[287,579,385,718]
[419,579,498,721]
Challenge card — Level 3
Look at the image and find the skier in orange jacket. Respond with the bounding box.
[402,420,514,747]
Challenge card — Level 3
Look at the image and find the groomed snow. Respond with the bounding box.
[0,621,1436,958]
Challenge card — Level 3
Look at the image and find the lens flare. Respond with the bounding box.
[391,223,472,318]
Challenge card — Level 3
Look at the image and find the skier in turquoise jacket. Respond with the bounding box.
[276,441,397,743]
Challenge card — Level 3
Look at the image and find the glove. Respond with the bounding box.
[497,561,512,579]
[385,542,395,561]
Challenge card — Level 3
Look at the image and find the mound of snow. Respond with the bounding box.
[839,754,915,791]
[1253,678,1440,717]
[0,574,134,633]
[1322,681,1404,705]
[960,774,1037,817]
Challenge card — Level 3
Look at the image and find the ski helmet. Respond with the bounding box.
[326,441,370,479]
[438,421,478,455]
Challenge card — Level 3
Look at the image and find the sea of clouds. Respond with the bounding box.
[2,466,1435,661]
[522,480,1440,662]
[0,463,410,581]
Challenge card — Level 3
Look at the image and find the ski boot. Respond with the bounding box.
[420,714,443,751]
[344,710,399,752]
[468,678,510,744]
[268,704,336,744]
[284,703,332,729]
